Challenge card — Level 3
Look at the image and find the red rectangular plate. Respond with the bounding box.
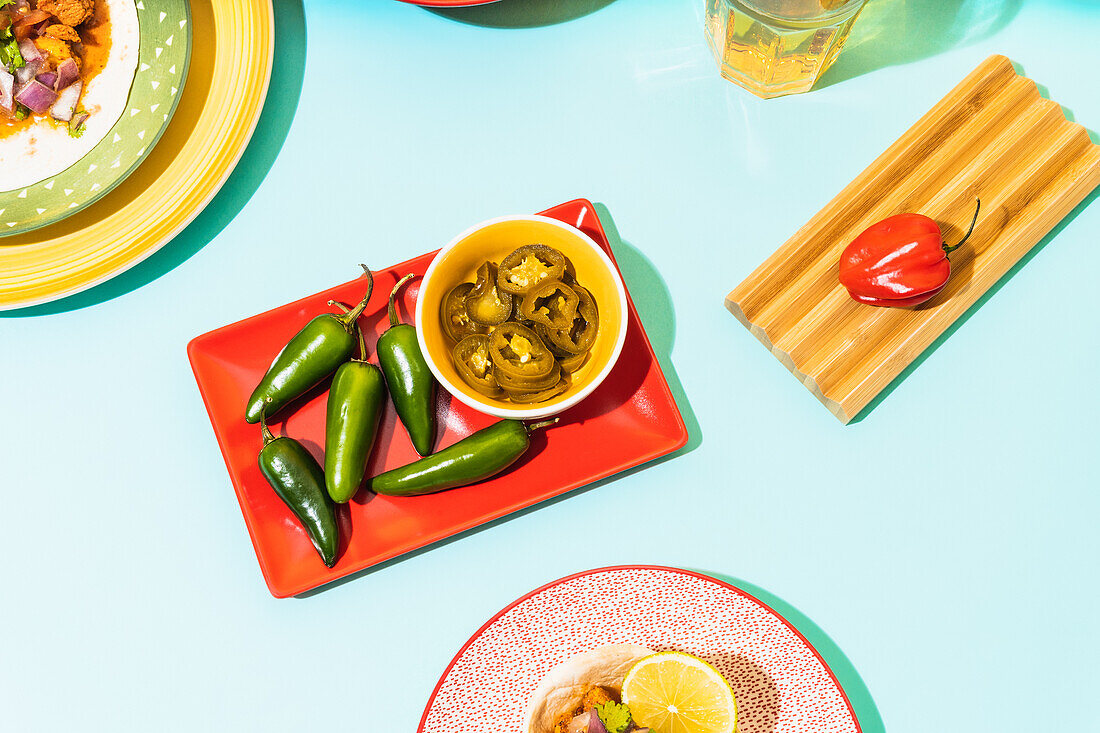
[187,199,688,597]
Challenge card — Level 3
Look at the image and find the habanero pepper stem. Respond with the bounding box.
[942,198,981,254]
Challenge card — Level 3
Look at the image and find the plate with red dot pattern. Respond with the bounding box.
[419,566,861,733]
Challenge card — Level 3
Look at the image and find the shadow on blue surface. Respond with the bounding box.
[818,0,1022,89]
[595,202,702,454]
[692,569,885,733]
[298,202,699,598]
[2,0,307,318]
[428,0,617,28]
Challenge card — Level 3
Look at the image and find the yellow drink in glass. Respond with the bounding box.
[705,0,867,98]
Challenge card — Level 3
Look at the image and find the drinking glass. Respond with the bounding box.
[705,0,868,98]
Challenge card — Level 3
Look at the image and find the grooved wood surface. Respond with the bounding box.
[725,55,1100,423]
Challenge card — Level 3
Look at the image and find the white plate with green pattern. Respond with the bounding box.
[0,0,191,237]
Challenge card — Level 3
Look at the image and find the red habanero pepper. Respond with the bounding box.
[839,199,981,308]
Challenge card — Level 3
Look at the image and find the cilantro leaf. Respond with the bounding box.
[1,31,23,70]
[595,701,634,733]
[1,0,21,67]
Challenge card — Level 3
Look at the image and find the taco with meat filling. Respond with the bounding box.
[524,644,655,733]
[524,644,739,733]
[0,0,138,191]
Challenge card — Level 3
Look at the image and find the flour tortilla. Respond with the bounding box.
[0,0,139,191]
[524,644,654,733]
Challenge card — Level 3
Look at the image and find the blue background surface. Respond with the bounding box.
[3,0,1098,730]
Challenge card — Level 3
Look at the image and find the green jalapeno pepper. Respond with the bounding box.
[464,262,513,326]
[246,266,374,424]
[440,282,486,342]
[488,323,556,378]
[543,284,599,355]
[507,375,570,404]
[496,244,568,296]
[324,314,386,503]
[453,334,503,397]
[258,402,340,567]
[517,279,579,331]
[369,418,558,497]
[377,274,438,456]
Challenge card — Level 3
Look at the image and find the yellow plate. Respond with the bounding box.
[0,0,274,310]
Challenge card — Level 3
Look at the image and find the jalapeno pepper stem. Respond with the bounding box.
[328,299,370,361]
[333,265,375,332]
[259,399,276,445]
[388,274,415,328]
[525,418,560,433]
[355,317,367,360]
[943,198,981,255]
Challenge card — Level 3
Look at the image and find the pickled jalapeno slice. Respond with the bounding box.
[517,280,579,330]
[543,285,598,354]
[534,323,571,357]
[453,334,502,396]
[441,246,600,405]
[496,245,567,296]
[488,322,556,377]
[464,262,514,326]
[557,351,588,373]
[562,253,577,283]
[441,283,487,342]
[494,360,561,392]
[507,374,570,404]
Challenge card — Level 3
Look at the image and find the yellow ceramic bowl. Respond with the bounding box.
[416,215,629,420]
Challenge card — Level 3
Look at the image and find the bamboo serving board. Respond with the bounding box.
[726,55,1100,424]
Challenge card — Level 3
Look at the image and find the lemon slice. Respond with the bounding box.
[621,652,738,733]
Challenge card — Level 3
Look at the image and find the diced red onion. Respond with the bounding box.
[14,58,40,85]
[0,68,14,113]
[36,71,57,88]
[49,79,79,121]
[14,78,56,114]
[17,38,41,64]
[565,711,592,733]
[55,58,79,90]
[587,711,609,733]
